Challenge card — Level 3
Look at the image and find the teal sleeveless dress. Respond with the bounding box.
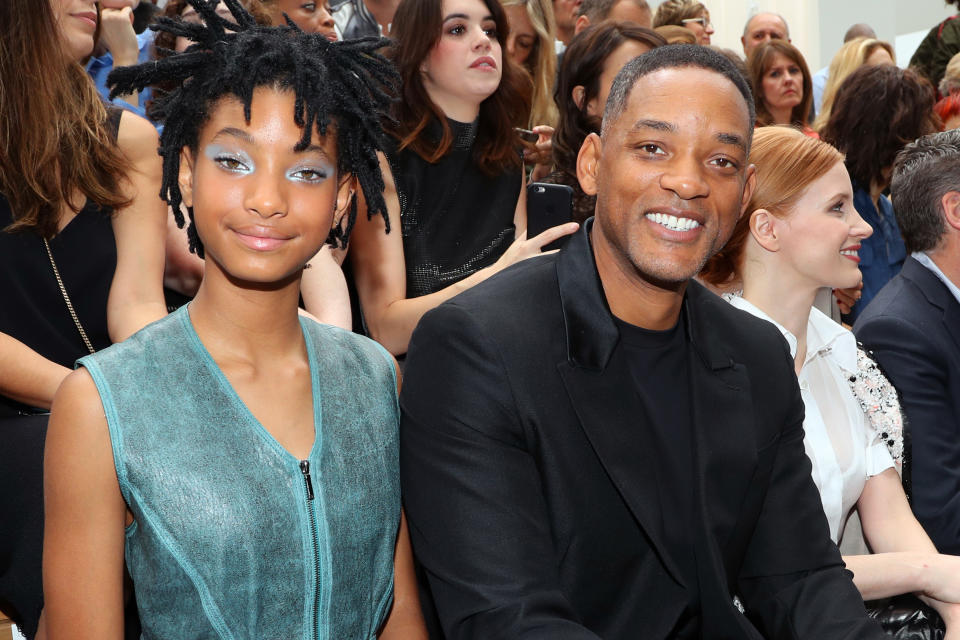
[78,306,400,639]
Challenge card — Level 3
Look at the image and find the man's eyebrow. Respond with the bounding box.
[630,119,676,133]
[716,132,747,152]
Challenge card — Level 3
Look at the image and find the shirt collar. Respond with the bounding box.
[725,294,858,373]
[913,251,960,306]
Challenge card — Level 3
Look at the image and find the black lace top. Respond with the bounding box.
[386,118,520,299]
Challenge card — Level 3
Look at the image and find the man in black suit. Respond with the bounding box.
[855,130,960,555]
[400,45,884,639]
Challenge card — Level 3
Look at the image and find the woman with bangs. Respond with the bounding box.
[702,126,960,637]
[747,39,815,134]
[0,0,167,636]
[348,0,577,356]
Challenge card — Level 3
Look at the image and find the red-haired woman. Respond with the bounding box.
[348,0,577,355]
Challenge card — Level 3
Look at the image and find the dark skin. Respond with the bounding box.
[43,88,426,639]
[576,67,757,330]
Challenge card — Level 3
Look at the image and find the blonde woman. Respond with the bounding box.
[503,0,558,129]
[652,0,712,44]
[814,37,895,132]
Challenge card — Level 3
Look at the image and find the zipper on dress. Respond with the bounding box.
[300,459,321,640]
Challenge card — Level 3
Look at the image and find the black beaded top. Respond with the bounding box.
[386,117,520,299]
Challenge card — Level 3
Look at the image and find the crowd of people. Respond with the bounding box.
[2,0,960,638]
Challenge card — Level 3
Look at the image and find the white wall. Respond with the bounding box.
[649,0,956,70]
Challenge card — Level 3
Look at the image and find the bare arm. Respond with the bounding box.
[0,333,70,409]
[849,468,960,634]
[43,369,128,639]
[378,511,427,639]
[300,245,353,330]
[108,112,168,342]
[350,154,575,355]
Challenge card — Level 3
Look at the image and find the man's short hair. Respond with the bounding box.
[891,130,960,253]
[578,0,649,21]
[602,44,756,138]
[742,12,789,39]
[843,23,876,43]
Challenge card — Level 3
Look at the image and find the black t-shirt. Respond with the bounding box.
[613,310,701,637]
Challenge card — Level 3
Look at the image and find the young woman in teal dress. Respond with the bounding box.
[42,2,426,637]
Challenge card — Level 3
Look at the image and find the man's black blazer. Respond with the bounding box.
[854,256,960,554]
[400,223,883,639]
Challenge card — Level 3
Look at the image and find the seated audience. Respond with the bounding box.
[812,23,876,115]
[855,130,960,557]
[703,126,960,635]
[43,4,426,637]
[261,0,338,38]
[941,52,960,99]
[502,0,558,181]
[400,44,888,640]
[552,0,579,47]
[813,36,895,133]
[821,64,938,322]
[741,11,789,60]
[0,0,167,636]
[542,22,664,222]
[86,0,154,116]
[747,39,814,133]
[348,0,577,356]
[652,0,711,44]
[654,24,696,45]
[331,0,398,38]
[910,0,960,89]
[574,0,652,34]
[937,93,960,130]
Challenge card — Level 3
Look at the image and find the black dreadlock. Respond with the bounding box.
[107,0,397,255]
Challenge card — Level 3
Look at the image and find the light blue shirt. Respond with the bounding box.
[85,29,154,119]
[913,251,960,305]
[812,66,828,116]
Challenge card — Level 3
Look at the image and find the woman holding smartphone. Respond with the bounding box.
[348,0,577,356]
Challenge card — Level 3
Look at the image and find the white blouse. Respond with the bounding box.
[727,297,895,544]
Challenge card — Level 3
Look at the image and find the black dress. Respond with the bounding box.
[386,118,521,299]
[0,108,120,639]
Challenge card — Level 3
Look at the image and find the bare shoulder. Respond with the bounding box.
[47,368,110,458]
[116,110,160,165]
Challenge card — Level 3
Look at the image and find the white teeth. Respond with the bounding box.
[840,249,858,256]
[645,213,701,231]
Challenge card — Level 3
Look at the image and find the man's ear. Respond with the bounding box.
[574,14,590,36]
[749,209,780,252]
[178,147,195,208]
[576,132,602,196]
[941,190,960,232]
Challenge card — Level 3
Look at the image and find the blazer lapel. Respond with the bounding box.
[557,358,684,586]
[554,221,685,585]
[903,257,960,356]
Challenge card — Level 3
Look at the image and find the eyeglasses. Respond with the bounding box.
[681,17,713,29]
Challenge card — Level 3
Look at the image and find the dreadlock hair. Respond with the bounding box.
[108,0,397,255]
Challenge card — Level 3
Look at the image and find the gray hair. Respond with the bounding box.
[742,12,789,39]
[939,52,960,96]
[891,129,960,252]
